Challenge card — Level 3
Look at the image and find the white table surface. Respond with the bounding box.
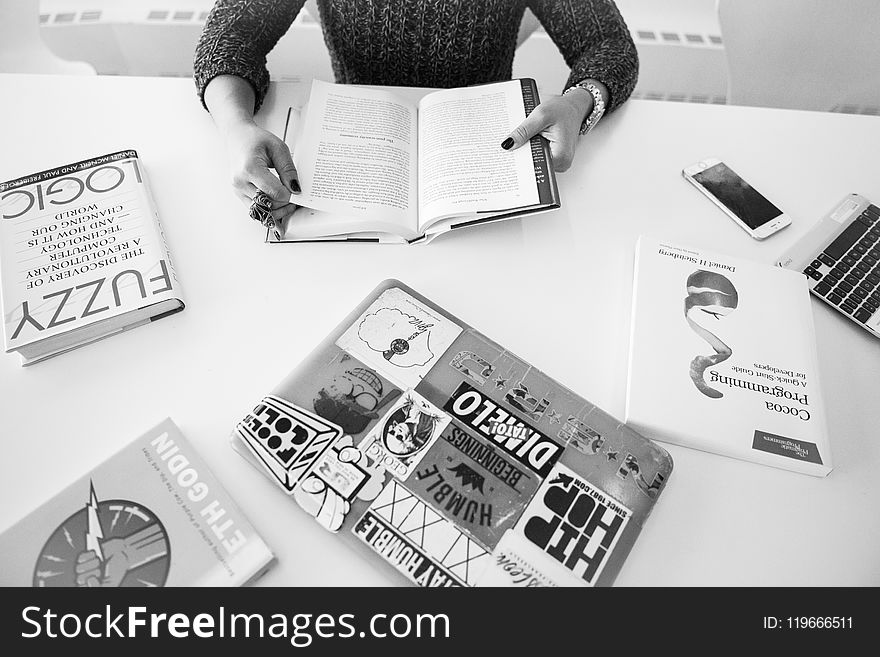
[1,73,878,587]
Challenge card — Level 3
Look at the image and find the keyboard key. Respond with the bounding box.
[872,290,880,302]
[858,279,874,291]
[803,267,822,280]
[810,259,823,269]
[819,253,837,267]
[838,280,854,292]
[865,255,878,266]
[869,228,880,240]
[841,301,857,314]
[814,281,833,296]
[868,246,880,258]
[865,298,880,311]
[859,236,876,247]
[853,287,868,300]
[827,292,844,305]
[855,309,873,323]
[842,254,858,267]
[866,273,880,285]
[853,243,868,255]
[851,267,866,279]
[857,261,872,274]
[826,221,869,260]
[845,273,860,285]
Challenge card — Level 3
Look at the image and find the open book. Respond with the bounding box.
[273,79,560,244]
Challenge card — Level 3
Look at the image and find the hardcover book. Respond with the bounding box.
[625,236,832,477]
[0,418,275,587]
[230,280,673,587]
[272,78,560,244]
[0,150,185,365]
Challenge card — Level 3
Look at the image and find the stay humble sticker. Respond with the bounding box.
[352,479,491,587]
[337,287,462,390]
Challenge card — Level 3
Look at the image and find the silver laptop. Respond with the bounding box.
[778,193,880,337]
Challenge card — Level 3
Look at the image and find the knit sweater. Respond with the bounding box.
[194,0,638,114]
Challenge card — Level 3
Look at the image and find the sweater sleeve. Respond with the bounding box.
[526,0,639,112]
[193,0,306,113]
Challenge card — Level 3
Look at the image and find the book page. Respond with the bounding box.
[290,80,419,235]
[417,80,539,232]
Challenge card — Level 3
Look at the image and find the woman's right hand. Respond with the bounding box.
[222,118,301,226]
[204,75,301,227]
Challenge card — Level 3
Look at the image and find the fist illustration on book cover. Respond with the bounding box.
[684,270,739,398]
[33,483,170,587]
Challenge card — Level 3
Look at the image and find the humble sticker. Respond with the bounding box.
[408,422,540,549]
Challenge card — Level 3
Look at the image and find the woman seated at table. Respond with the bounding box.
[194,0,638,227]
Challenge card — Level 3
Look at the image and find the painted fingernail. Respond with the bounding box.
[501,138,514,150]
[290,179,301,194]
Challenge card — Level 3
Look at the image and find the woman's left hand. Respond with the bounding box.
[501,90,594,172]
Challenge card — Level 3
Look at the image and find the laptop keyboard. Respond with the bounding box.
[802,203,880,324]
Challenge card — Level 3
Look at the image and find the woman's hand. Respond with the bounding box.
[501,85,600,172]
[204,75,300,227]
[222,118,300,225]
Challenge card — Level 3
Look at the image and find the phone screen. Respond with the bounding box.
[691,162,782,229]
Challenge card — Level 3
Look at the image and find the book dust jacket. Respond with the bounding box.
[0,419,274,587]
[626,236,832,476]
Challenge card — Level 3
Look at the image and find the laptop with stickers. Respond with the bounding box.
[230,280,673,587]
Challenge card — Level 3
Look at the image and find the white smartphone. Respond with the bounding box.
[682,158,792,240]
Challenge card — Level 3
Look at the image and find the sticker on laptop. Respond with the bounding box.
[408,421,540,550]
[294,435,386,532]
[514,462,631,586]
[234,395,342,494]
[337,287,462,390]
[360,389,450,480]
[352,478,491,587]
[475,531,586,588]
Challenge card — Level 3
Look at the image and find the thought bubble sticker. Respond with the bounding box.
[337,287,462,389]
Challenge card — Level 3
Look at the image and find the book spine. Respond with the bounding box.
[0,150,138,192]
[519,79,557,207]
